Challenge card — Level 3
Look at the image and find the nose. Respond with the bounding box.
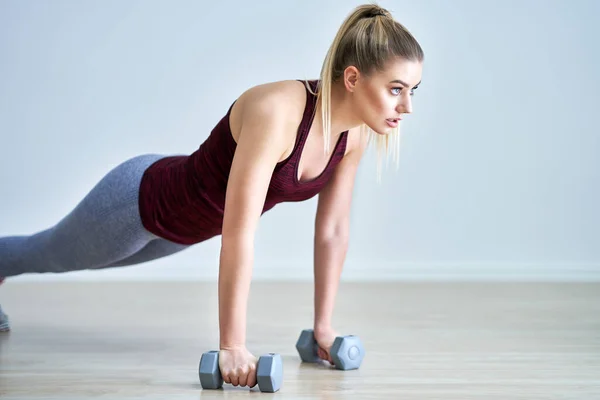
[397,94,413,114]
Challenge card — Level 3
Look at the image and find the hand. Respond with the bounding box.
[219,346,259,388]
[314,326,341,366]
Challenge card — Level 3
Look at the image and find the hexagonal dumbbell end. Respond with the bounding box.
[256,353,283,392]
[330,335,365,370]
[198,350,223,389]
[295,329,320,363]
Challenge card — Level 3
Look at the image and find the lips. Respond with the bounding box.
[385,118,399,128]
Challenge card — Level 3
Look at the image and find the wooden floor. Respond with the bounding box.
[1,281,599,399]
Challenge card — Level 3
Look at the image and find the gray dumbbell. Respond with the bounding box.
[295,328,365,370]
[198,350,283,393]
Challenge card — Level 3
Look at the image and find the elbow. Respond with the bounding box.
[315,219,350,245]
[220,232,254,265]
[221,227,254,251]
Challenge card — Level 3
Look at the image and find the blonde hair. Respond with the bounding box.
[307,3,424,181]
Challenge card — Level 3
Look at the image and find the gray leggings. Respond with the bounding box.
[0,154,190,278]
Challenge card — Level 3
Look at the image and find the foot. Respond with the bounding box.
[0,277,9,332]
[0,306,8,332]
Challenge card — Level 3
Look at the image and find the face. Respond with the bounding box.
[346,57,423,135]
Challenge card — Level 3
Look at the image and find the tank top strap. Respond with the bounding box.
[290,79,319,162]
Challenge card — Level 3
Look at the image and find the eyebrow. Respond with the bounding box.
[391,79,421,88]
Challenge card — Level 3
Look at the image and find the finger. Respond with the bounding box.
[318,347,334,365]
[230,373,239,387]
[317,347,326,360]
[247,366,257,388]
[319,347,329,361]
[222,369,231,385]
[237,367,248,387]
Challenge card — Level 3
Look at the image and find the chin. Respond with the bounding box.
[365,123,391,136]
[361,115,396,135]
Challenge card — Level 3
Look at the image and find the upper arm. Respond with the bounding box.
[221,94,291,247]
[315,127,369,240]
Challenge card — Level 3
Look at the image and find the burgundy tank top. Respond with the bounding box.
[138,80,348,245]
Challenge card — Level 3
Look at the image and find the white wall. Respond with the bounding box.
[1,0,598,282]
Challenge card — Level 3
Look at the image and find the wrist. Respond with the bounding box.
[219,329,246,350]
[313,321,333,333]
[219,343,247,351]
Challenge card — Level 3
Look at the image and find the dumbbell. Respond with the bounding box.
[295,329,365,370]
[198,350,283,393]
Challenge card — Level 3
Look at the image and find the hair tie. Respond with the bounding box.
[370,10,388,18]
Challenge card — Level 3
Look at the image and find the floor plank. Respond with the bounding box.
[1,281,599,399]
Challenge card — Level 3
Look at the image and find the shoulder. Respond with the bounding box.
[229,79,311,148]
[233,79,310,125]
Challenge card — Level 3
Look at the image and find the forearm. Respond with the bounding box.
[218,238,254,349]
[313,232,348,330]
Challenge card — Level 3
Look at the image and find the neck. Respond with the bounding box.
[315,80,363,142]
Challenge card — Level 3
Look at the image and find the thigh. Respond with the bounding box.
[42,154,167,271]
[103,238,191,268]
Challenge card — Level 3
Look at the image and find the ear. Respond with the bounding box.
[342,66,360,92]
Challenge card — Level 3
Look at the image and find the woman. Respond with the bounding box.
[0,3,423,389]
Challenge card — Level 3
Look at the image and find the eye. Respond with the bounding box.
[391,87,416,96]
